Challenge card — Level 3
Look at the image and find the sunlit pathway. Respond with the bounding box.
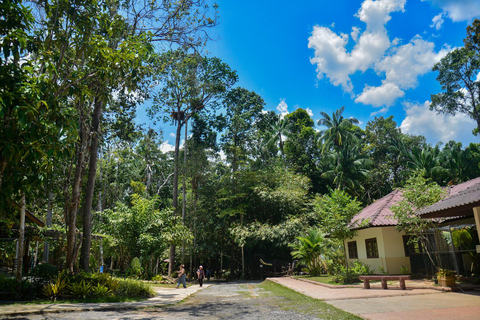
[1,282,320,320]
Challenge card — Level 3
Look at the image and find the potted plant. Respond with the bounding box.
[436,268,456,287]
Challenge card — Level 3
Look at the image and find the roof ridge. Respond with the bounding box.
[369,190,397,225]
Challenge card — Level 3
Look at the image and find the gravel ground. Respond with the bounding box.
[9,282,320,320]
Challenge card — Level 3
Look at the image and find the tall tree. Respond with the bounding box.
[150,51,237,275]
[317,106,359,154]
[431,20,480,138]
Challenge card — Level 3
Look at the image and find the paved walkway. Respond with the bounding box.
[269,277,480,320]
[0,284,209,318]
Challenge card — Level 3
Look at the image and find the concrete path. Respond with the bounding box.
[0,284,209,318]
[269,277,480,320]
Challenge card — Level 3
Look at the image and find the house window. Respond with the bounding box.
[365,238,379,258]
[347,241,358,259]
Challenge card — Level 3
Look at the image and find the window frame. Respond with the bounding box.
[347,241,358,259]
[365,237,379,259]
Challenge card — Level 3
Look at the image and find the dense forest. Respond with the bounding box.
[2,0,480,282]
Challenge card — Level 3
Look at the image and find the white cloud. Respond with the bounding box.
[308,0,404,92]
[277,98,289,118]
[355,83,405,108]
[431,13,444,30]
[309,0,452,110]
[376,37,450,89]
[306,108,314,117]
[356,0,406,31]
[355,36,450,109]
[160,141,175,153]
[169,132,175,138]
[400,101,476,145]
[424,0,480,22]
[351,27,361,42]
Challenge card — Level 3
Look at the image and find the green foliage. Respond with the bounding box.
[391,173,446,236]
[391,172,446,271]
[115,278,155,298]
[42,278,67,301]
[436,268,455,277]
[313,189,362,242]
[0,275,33,300]
[30,263,58,282]
[90,283,111,297]
[151,275,163,282]
[128,257,143,277]
[332,260,373,284]
[290,229,331,276]
[68,280,92,300]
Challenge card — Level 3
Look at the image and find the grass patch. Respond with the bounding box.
[259,280,361,320]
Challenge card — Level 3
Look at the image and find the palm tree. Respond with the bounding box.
[322,144,372,196]
[266,117,293,166]
[318,106,359,154]
[406,145,443,179]
[290,229,331,276]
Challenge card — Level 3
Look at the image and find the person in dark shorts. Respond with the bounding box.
[197,265,205,287]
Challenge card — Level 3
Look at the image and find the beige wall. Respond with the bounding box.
[345,226,410,274]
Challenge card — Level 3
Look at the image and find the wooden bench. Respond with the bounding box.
[358,275,411,290]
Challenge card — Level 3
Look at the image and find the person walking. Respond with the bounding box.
[176,264,187,288]
[197,265,205,287]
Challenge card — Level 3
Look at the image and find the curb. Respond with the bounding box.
[0,284,209,318]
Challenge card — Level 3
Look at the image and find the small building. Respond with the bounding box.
[346,177,480,276]
[345,189,410,274]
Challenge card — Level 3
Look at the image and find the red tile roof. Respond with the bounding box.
[350,189,403,229]
[350,176,480,228]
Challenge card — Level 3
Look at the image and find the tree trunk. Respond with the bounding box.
[98,146,104,269]
[66,104,88,272]
[43,191,53,263]
[169,116,183,276]
[16,192,26,283]
[80,97,103,272]
[181,120,188,263]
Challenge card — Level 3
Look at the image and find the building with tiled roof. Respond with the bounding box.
[345,177,480,276]
[345,189,410,275]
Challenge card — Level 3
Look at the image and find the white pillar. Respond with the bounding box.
[473,207,480,242]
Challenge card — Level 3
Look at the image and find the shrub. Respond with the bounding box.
[115,278,155,298]
[30,263,58,282]
[151,275,163,282]
[69,280,92,300]
[332,260,373,284]
[42,278,67,301]
[90,283,111,297]
[106,277,120,292]
[0,275,32,300]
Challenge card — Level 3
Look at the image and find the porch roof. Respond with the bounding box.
[418,176,480,219]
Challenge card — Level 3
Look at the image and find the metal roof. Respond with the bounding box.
[418,176,480,219]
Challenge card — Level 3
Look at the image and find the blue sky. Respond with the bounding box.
[138,0,480,151]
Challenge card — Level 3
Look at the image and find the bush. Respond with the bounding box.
[0,275,33,300]
[151,275,163,282]
[68,280,92,300]
[30,263,58,282]
[332,260,373,284]
[90,283,111,297]
[115,278,155,298]
[42,278,67,301]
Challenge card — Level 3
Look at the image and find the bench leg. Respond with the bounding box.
[381,279,388,289]
[399,279,406,290]
[363,279,370,289]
